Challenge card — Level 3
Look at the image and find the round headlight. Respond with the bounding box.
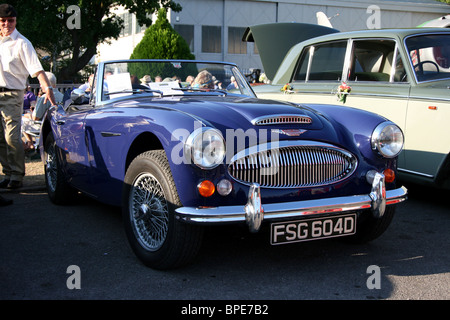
[371,122,404,158]
[185,127,226,169]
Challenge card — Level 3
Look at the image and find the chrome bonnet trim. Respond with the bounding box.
[175,186,408,231]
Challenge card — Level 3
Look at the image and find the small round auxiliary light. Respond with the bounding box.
[217,179,232,196]
[198,180,215,197]
[383,169,395,183]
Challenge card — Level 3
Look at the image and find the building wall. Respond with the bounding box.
[96,0,449,72]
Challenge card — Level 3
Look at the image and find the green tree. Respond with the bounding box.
[130,8,194,60]
[129,8,196,81]
[8,0,182,82]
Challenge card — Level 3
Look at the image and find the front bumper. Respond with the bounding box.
[175,172,408,232]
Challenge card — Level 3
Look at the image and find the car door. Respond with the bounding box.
[54,103,92,192]
[404,87,450,178]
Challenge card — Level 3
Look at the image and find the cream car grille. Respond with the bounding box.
[228,142,357,188]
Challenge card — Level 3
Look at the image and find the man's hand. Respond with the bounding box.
[37,71,57,106]
[43,87,56,106]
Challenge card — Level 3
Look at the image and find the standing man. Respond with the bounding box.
[0,3,56,190]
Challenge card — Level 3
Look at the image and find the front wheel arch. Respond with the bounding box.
[122,150,203,269]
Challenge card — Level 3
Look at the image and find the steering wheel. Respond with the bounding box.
[413,60,440,74]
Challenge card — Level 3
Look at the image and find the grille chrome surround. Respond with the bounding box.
[252,114,312,126]
[228,141,357,188]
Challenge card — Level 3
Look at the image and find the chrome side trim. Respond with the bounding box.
[101,132,122,137]
[398,167,434,178]
[175,186,408,232]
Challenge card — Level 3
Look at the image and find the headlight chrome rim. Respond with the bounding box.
[185,127,226,169]
[371,121,404,158]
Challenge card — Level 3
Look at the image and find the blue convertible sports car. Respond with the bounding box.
[40,60,407,269]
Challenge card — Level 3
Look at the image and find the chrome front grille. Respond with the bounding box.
[228,142,357,188]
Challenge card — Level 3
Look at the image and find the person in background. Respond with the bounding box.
[23,72,63,120]
[226,76,238,90]
[185,75,194,87]
[140,75,152,87]
[78,74,94,93]
[22,85,36,113]
[192,70,214,89]
[0,4,56,190]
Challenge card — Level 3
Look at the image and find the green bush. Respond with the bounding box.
[129,8,196,80]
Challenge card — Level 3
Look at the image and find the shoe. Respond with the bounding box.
[0,179,10,188]
[0,195,13,206]
[7,180,22,189]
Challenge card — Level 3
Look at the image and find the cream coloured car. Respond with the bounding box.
[245,23,450,189]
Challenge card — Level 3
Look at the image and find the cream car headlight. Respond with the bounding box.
[371,121,404,158]
[185,127,226,169]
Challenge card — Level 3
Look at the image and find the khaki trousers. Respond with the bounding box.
[0,90,25,181]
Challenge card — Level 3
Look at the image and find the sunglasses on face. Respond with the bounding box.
[0,18,16,24]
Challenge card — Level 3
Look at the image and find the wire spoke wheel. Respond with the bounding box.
[123,150,204,269]
[130,173,169,251]
[43,133,75,205]
[45,142,58,193]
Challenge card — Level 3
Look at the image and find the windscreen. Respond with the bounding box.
[96,60,255,102]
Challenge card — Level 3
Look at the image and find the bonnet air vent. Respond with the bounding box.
[252,114,312,126]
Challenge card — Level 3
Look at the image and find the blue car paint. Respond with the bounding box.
[45,94,396,208]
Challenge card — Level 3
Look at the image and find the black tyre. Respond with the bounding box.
[345,206,396,243]
[122,150,204,269]
[43,133,76,205]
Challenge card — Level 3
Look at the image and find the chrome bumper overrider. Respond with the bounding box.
[175,173,408,232]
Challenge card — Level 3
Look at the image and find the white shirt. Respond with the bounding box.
[0,29,43,90]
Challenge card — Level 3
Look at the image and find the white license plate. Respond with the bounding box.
[270,214,356,245]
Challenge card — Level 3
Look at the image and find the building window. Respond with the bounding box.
[120,12,132,37]
[135,13,150,34]
[202,25,221,53]
[174,24,194,52]
[135,21,147,34]
[228,27,247,54]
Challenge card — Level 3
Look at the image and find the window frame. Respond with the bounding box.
[293,40,348,82]
[293,37,408,84]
